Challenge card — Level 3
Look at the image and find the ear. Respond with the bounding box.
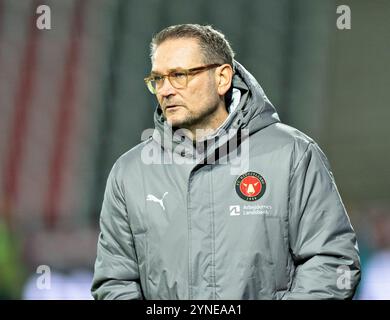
[216,64,233,96]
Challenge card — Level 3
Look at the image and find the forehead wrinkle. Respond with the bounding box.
[151,66,187,75]
[150,66,178,75]
[152,38,204,74]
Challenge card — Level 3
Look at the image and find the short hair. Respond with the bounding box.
[150,24,235,68]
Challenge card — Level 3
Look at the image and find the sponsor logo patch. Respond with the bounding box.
[229,205,241,216]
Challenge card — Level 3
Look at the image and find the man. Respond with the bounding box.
[91,24,361,299]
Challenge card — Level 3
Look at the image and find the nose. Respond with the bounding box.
[158,77,176,97]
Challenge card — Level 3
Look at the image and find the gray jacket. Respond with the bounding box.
[91,61,361,299]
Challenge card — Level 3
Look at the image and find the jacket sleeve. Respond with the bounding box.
[91,162,143,300]
[283,142,361,299]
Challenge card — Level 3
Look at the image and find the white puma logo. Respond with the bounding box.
[146,192,168,211]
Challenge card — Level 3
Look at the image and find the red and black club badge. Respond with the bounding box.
[235,171,266,201]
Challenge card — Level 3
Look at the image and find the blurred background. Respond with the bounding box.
[0,0,389,299]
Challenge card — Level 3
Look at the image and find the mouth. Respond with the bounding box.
[164,105,182,112]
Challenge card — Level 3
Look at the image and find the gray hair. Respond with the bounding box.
[150,24,235,68]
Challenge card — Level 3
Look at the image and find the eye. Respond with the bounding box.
[153,75,164,82]
[171,72,186,79]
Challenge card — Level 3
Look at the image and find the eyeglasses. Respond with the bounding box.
[144,63,221,94]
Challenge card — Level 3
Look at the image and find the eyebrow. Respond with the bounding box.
[150,67,187,75]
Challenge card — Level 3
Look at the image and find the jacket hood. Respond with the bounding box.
[152,60,280,158]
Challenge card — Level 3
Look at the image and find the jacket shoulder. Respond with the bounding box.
[265,123,332,173]
[270,122,314,142]
[111,137,153,176]
[255,122,334,176]
[262,122,315,153]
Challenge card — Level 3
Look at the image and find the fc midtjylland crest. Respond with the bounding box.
[235,171,266,201]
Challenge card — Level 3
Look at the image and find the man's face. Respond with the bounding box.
[151,38,222,131]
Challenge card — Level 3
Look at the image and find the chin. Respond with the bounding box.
[166,117,185,128]
[165,113,187,128]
